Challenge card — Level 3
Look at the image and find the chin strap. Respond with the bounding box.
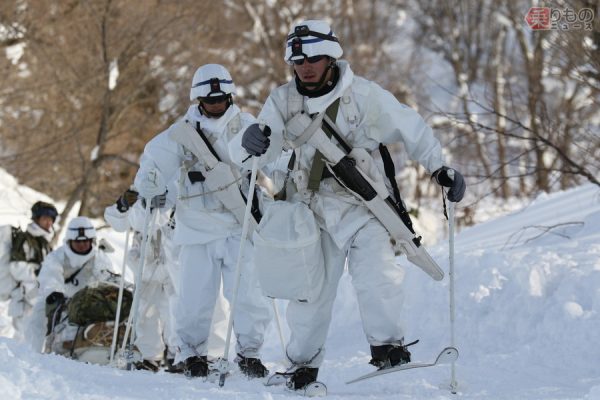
[297,59,336,91]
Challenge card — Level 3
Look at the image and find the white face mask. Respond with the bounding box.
[64,243,96,268]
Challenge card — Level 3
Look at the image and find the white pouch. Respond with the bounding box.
[253,201,324,303]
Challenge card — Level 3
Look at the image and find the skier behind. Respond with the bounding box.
[134,64,272,379]
[104,188,176,371]
[236,20,466,391]
[35,216,126,364]
[0,201,57,339]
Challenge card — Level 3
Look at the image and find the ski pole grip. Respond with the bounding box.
[447,168,455,181]
[260,123,271,137]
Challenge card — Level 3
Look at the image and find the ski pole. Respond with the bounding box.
[120,202,157,369]
[218,155,260,387]
[271,299,287,364]
[447,169,458,394]
[110,227,131,365]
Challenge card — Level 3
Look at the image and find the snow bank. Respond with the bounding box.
[1,167,599,399]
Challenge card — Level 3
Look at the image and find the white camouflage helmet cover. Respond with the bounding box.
[189,63,236,101]
[284,20,343,64]
[65,216,97,241]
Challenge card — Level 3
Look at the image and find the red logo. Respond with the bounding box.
[525,7,552,30]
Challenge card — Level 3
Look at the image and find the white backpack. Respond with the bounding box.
[0,225,17,301]
[252,201,325,303]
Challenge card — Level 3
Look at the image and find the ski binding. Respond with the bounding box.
[265,372,327,397]
[346,346,458,384]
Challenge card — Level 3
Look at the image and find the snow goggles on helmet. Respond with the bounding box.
[287,25,339,63]
[68,226,95,241]
[199,94,229,104]
[292,55,327,65]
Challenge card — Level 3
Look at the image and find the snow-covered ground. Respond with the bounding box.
[1,167,599,399]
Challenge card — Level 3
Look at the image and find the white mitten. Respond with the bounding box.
[138,168,166,200]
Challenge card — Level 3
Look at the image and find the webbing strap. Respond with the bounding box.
[195,122,221,162]
[379,144,415,234]
[307,99,340,191]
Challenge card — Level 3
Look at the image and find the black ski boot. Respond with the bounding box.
[287,367,319,390]
[134,359,160,372]
[369,341,416,370]
[183,355,209,377]
[237,354,269,378]
[164,358,184,374]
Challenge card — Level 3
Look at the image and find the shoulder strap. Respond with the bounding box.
[378,144,415,234]
[64,264,85,285]
[64,256,94,286]
[273,151,296,201]
[307,99,341,191]
[195,121,221,162]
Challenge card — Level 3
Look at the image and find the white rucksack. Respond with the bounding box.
[252,201,325,303]
[0,225,17,301]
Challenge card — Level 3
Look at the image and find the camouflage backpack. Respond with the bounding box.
[10,226,52,274]
[67,283,133,326]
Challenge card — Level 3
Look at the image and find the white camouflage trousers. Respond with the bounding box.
[286,218,406,367]
[172,236,271,364]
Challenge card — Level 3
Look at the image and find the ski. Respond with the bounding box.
[265,372,327,397]
[346,347,458,384]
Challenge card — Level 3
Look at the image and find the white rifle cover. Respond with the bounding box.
[169,120,258,236]
[285,112,443,281]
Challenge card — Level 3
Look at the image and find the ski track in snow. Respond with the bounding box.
[1,167,599,399]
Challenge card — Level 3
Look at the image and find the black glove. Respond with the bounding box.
[242,124,271,156]
[45,291,65,305]
[433,166,466,202]
[116,189,139,213]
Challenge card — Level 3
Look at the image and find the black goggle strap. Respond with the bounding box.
[191,77,233,97]
[287,26,339,43]
[68,226,94,241]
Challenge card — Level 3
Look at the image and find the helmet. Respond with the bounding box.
[189,64,236,101]
[284,20,343,65]
[31,201,58,221]
[65,216,97,241]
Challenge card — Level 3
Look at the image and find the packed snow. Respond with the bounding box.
[1,167,599,399]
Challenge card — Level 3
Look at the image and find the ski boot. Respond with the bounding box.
[288,367,319,390]
[237,354,269,378]
[183,355,209,377]
[164,357,184,374]
[265,365,326,396]
[134,359,160,372]
[369,340,417,370]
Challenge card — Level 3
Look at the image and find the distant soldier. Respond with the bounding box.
[0,201,57,338]
[38,216,127,364]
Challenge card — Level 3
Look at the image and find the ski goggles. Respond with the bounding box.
[199,94,229,104]
[292,55,327,66]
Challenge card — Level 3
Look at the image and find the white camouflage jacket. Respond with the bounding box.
[134,104,259,245]
[38,243,116,299]
[230,61,444,248]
